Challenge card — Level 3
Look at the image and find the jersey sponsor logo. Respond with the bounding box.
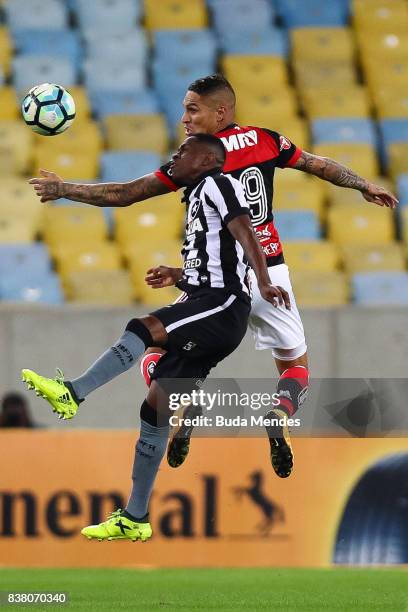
[221,129,258,153]
[184,258,202,269]
[183,341,196,351]
[187,218,204,234]
[279,135,291,151]
[255,222,282,257]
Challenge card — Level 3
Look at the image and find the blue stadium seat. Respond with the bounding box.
[154,30,218,66]
[353,272,408,306]
[100,151,161,182]
[273,211,320,241]
[4,0,68,31]
[83,59,146,93]
[0,272,64,305]
[12,29,82,69]
[312,119,377,147]
[0,243,51,278]
[275,0,349,27]
[75,0,142,31]
[380,119,408,148]
[210,0,275,32]
[397,174,408,207]
[83,28,147,68]
[219,27,288,56]
[13,55,77,93]
[90,90,159,118]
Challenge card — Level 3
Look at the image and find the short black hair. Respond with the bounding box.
[189,133,226,166]
[188,74,236,103]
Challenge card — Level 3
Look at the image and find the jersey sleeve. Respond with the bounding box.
[154,161,183,191]
[262,128,303,168]
[207,175,251,225]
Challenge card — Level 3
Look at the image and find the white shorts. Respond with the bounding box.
[248,264,307,359]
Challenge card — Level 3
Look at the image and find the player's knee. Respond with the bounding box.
[126,318,154,348]
[126,315,167,347]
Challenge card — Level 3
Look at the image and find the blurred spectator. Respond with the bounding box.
[0,392,38,428]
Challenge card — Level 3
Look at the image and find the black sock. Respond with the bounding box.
[121,509,149,523]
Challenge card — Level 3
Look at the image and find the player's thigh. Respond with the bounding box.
[249,264,306,351]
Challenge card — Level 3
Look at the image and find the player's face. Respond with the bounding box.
[181,91,221,136]
[170,138,208,184]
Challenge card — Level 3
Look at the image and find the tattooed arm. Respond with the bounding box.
[29,169,170,206]
[294,151,398,209]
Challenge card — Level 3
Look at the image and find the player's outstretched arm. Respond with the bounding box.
[29,169,170,206]
[228,215,290,309]
[293,151,398,209]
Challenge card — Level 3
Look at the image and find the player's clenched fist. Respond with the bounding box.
[259,283,291,309]
[145,266,183,289]
[29,169,63,202]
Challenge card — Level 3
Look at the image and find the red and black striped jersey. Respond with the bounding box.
[155,123,302,267]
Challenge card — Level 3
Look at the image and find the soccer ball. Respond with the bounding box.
[21,83,76,136]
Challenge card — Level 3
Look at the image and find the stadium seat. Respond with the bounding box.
[0,178,44,233]
[353,0,408,30]
[302,86,370,119]
[0,27,12,76]
[373,88,408,119]
[293,61,357,92]
[0,213,40,242]
[4,0,67,31]
[144,0,208,29]
[218,28,287,56]
[65,270,135,305]
[352,271,408,305]
[266,117,310,151]
[83,28,147,67]
[311,119,377,147]
[342,243,406,274]
[399,208,408,243]
[114,199,183,247]
[326,176,394,206]
[0,272,64,305]
[380,119,408,148]
[0,87,18,120]
[0,243,51,277]
[291,27,355,63]
[290,270,349,307]
[42,206,108,247]
[75,0,142,31]
[33,149,99,181]
[363,57,408,95]
[12,29,82,68]
[52,242,123,277]
[210,0,275,33]
[276,0,349,27]
[100,152,161,183]
[236,88,299,127]
[273,211,320,241]
[154,29,217,66]
[221,56,288,91]
[90,90,159,118]
[312,143,379,179]
[83,59,146,93]
[104,114,169,155]
[388,143,408,179]
[33,121,102,156]
[0,121,33,175]
[327,204,395,245]
[283,241,340,272]
[273,179,326,219]
[13,56,76,94]
[397,174,408,206]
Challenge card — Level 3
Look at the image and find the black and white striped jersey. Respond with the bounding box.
[177,168,251,300]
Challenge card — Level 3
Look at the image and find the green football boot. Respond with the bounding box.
[81,510,153,542]
[264,408,294,478]
[21,368,79,420]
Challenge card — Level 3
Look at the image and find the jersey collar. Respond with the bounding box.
[215,123,239,135]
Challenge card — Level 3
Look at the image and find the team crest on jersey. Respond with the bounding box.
[279,135,291,151]
[190,199,201,219]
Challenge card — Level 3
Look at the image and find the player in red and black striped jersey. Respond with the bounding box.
[30,75,398,479]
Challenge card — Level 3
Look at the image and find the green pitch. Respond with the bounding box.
[0,568,407,611]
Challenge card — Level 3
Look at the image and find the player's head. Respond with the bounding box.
[182,74,236,136]
[170,133,226,185]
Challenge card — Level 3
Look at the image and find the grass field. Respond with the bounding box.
[0,568,407,611]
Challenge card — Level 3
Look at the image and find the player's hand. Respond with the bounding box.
[259,283,291,309]
[362,183,398,209]
[145,266,183,289]
[28,169,63,202]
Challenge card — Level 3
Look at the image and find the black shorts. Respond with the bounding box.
[150,289,250,388]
